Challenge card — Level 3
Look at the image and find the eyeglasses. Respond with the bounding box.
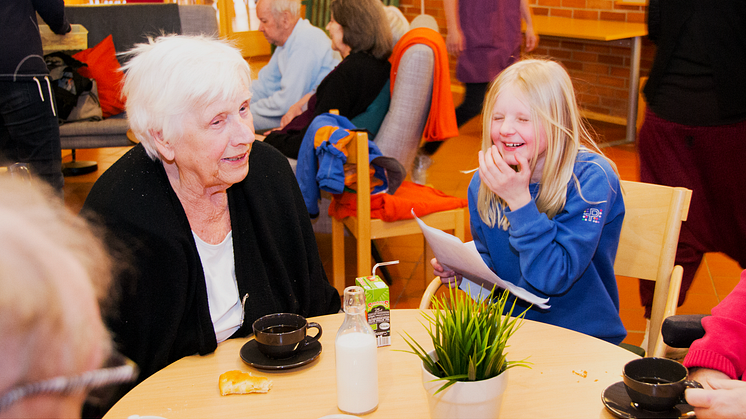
[0,352,139,413]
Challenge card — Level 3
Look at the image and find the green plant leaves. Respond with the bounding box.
[400,285,531,393]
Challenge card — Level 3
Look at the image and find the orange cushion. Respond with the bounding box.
[73,35,125,118]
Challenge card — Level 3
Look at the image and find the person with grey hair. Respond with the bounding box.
[81,35,340,392]
[251,0,338,131]
[263,0,393,159]
[0,177,136,418]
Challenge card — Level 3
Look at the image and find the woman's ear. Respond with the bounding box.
[151,129,175,161]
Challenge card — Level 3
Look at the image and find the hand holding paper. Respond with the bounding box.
[413,210,550,309]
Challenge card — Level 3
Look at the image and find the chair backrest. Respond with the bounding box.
[66,4,218,59]
[373,39,435,175]
[614,180,692,356]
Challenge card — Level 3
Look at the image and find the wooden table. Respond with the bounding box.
[531,16,648,145]
[104,309,638,419]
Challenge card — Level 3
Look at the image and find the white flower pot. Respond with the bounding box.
[421,351,508,419]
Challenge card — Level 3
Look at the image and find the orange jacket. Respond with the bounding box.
[389,27,458,142]
[329,181,467,222]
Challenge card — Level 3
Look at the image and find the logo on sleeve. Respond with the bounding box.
[582,208,603,224]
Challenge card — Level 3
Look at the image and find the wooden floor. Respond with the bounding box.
[62,113,743,349]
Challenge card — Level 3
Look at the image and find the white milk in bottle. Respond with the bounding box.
[335,286,379,414]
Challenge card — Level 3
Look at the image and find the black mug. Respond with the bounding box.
[623,357,702,411]
[252,313,322,359]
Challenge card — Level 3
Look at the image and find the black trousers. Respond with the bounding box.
[422,82,489,155]
[0,77,63,193]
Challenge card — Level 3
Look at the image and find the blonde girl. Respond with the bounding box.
[433,59,627,344]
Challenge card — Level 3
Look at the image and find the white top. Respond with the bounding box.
[193,231,243,343]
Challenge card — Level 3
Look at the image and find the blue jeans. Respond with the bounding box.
[0,78,64,193]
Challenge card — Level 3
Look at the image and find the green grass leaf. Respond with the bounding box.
[402,286,532,393]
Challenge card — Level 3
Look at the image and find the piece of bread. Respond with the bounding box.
[219,370,272,395]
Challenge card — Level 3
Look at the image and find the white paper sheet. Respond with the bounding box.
[414,211,550,309]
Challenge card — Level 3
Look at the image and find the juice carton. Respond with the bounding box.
[355,275,390,347]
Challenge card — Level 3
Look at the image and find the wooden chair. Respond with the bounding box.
[614,180,691,357]
[331,131,466,294]
[419,180,692,358]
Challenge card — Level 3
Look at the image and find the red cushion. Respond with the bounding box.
[73,35,125,118]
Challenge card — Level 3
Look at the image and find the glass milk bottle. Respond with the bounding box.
[335,286,379,414]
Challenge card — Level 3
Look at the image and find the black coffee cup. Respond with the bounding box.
[252,313,322,359]
[623,357,702,411]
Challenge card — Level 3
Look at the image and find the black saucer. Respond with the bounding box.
[602,381,695,419]
[240,339,322,370]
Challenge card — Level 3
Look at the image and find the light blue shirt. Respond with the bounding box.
[250,19,339,130]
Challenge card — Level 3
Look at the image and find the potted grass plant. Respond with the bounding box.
[402,285,530,419]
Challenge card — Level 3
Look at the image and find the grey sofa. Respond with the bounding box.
[60,4,219,162]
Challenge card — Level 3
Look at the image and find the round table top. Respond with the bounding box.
[104,309,637,419]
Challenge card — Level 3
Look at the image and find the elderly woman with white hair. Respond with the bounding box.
[81,35,341,390]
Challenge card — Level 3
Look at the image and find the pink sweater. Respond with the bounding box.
[683,269,746,380]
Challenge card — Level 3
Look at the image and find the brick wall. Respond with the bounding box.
[397,0,656,123]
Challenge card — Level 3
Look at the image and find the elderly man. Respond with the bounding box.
[251,0,338,131]
[0,177,136,418]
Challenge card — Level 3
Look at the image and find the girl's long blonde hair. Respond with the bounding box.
[477,59,618,229]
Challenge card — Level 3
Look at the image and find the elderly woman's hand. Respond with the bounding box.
[280,93,313,129]
[685,374,746,419]
[431,257,462,288]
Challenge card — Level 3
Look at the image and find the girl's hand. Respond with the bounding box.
[478,145,533,210]
[431,258,462,288]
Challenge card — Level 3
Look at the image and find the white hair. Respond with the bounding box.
[121,34,253,161]
[260,0,301,19]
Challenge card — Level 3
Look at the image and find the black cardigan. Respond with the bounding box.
[82,142,340,384]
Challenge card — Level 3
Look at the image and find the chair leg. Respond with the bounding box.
[454,208,465,241]
[357,232,372,279]
[331,218,346,295]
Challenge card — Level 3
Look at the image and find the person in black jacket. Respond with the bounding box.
[637,0,746,324]
[81,35,341,400]
[263,0,393,159]
[0,0,70,193]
